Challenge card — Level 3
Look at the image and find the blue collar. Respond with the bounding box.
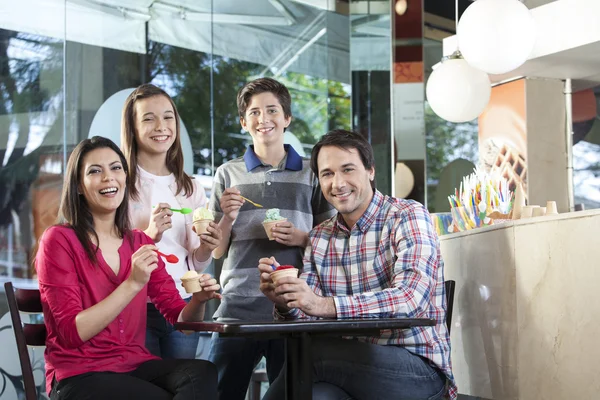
[243,144,303,172]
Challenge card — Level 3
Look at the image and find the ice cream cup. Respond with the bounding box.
[270,267,298,285]
[193,219,212,236]
[181,272,202,294]
[262,218,287,241]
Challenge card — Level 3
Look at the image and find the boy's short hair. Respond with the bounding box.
[237,77,292,120]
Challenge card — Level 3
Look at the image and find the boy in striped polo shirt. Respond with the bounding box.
[208,77,335,400]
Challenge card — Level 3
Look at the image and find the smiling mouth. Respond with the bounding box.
[257,127,274,134]
[151,135,170,142]
[99,187,118,195]
[333,192,352,199]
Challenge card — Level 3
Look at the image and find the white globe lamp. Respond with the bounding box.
[426,51,491,123]
[457,0,536,75]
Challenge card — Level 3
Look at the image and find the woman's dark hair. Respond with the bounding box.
[121,83,193,200]
[59,136,131,264]
[310,129,376,189]
[237,77,293,123]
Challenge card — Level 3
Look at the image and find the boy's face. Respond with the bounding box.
[241,92,291,148]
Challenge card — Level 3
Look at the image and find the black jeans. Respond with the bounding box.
[50,359,217,400]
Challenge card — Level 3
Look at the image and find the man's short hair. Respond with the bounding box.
[310,129,376,188]
[237,77,292,120]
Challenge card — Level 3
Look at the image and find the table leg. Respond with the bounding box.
[285,332,312,400]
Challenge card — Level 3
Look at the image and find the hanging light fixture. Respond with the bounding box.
[425,0,491,123]
[457,0,536,75]
[426,51,491,123]
[395,0,408,16]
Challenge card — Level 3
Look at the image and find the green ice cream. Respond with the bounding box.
[264,208,283,222]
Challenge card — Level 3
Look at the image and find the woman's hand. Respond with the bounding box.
[146,202,173,242]
[220,188,244,223]
[127,244,159,291]
[271,221,309,248]
[191,274,222,303]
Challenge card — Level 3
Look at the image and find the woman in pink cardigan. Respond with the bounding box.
[36,136,219,399]
[121,84,222,359]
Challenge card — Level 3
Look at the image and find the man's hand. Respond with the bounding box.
[191,274,222,303]
[146,202,173,242]
[258,257,337,318]
[274,276,336,318]
[258,257,289,311]
[220,187,244,223]
[271,221,309,248]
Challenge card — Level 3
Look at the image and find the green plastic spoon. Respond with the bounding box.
[152,206,193,215]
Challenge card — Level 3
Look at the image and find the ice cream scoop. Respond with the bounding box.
[181,270,202,293]
[262,208,286,240]
[192,207,214,236]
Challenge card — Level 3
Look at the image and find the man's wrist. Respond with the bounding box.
[275,304,292,315]
[316,296,337,318]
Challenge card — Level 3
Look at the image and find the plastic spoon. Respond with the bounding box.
[239,195,263,208]
[156,250,179,264]
[152,206,193,214]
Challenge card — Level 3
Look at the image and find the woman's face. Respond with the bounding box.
[133,95,177,157]
[79,147,127,217]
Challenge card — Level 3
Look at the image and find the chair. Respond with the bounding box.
[444,280,456,334]
[4,281,47,400]
[248,280,458,399]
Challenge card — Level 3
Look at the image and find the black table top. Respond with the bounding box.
[175,318,436,335]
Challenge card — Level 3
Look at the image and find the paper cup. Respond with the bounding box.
[532,207,545,217]
[262,218,286,240]
[546,201,558,215]
[181,277,202,294]
[521,205,538,219]
[270,268,298,285]
[193,219,212,236]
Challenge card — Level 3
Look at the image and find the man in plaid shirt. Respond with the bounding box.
[259,129,457,399]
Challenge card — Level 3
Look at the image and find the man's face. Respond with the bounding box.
[240,92,291,148]
[317,145,374,227]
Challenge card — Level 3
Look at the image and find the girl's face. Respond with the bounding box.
[133,95,177,157]
[79,147,127,217]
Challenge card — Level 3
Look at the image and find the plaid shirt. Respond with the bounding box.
[277,190,457,399]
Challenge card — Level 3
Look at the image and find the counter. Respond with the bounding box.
[440,210,600,399]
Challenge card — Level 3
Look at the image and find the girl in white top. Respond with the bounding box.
[121,83,222,359]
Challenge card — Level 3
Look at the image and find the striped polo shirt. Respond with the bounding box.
[209,144,335,321]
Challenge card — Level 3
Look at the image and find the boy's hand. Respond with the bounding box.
[271,221,309,248]
[220,187,244,222]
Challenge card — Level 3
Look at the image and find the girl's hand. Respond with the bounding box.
[197,222,222,252]
[146,202,173,242]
